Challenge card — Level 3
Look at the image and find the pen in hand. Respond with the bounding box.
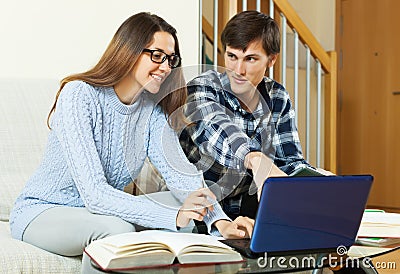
[176,176,217,227]
[202,178,219,215]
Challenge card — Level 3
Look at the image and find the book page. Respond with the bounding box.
[357,212,400,238]
[86,230,242,268]
[85,232,176,270]
[357,225,400,238]
[142,231,235,255]
[95,230,235,254]
[361,212,400,226]
[348,246,392,258]
[94,231,172,250]
[103,243,170,255]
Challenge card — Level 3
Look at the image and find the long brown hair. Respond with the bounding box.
[47,12,186,129]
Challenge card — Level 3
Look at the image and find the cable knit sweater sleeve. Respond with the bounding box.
[147,107,231,234]
[52,81,179,231]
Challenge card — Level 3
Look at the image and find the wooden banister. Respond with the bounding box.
[274,0,337,172]
[202,16,223,53]
[324,51,337,173]
[273,0,331,73]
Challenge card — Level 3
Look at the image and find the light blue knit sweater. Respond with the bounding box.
[10,81,228,241]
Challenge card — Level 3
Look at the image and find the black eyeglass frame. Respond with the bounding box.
[142,48,181,68]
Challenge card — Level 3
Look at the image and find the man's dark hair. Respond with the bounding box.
[221,10,280,55]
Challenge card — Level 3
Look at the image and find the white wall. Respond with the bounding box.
[0,0,200,80]
[288,0,335,51]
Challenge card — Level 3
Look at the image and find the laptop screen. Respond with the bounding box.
[250,175,373,254]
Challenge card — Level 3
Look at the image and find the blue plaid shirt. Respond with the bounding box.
[179,70,310,217]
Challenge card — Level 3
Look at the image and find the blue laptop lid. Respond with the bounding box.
[250,175,373,253]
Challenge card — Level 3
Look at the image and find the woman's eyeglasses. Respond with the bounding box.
[142,49,181,68]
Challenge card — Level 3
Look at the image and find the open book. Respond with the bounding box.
[84,230,243,271]
[357,210,400,237]
[356,237,400,247]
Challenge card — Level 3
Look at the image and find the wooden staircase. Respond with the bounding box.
[201,0,337,173]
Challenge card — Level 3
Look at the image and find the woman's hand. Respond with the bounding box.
[176,188,216,228]
[214,216,254,239]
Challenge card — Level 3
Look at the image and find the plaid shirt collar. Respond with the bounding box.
[219,72,272,118]
[219,72,243,113]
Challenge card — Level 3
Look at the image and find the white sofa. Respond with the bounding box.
[0,79,82,273]
[0,79,169,273]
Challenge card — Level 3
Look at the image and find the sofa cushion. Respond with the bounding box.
[134,158,167,195]
[0,221,81,273]
[0,79,59,221]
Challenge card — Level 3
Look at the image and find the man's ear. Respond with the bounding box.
[267,54,278,68]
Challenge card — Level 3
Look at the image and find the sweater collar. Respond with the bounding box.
[104,86,145,115]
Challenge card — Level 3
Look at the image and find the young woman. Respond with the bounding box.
[9,12,251,272]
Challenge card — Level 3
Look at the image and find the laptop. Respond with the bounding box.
[221,175,373,258]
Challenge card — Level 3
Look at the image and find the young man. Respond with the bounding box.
[179,10,313,220]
